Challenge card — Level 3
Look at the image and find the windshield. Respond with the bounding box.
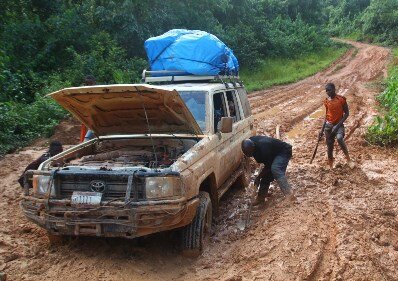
[179,91,207,132]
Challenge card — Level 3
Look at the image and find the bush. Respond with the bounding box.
[264,16,331,58]
[221,24,263,68]
[0,95,66,155]
[367,67,398,146]
[361,0,398,45]
[50,32,148,86]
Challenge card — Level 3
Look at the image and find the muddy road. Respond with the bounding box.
[1,41,398,281]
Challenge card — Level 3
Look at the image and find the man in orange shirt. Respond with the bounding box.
[79,75,96,142]
[320,83,352,169]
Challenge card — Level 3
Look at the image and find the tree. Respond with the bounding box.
[362,0,398,44]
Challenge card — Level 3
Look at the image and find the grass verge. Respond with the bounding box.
[367,47,398,146]
[240,46,349,92]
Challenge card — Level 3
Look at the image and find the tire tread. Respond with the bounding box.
[181,191,211,255]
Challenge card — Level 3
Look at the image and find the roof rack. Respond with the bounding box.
[142,69,242,86]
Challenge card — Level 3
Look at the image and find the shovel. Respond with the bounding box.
[310,120,326,164]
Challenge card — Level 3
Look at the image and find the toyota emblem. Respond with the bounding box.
[90,180,106,193]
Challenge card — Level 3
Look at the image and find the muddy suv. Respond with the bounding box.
[21,72,253,253]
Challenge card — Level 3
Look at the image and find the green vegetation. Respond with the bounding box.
[326,0,398,45]
[330,0,398,146]
[0,97,66,155]
[367,48,398,146]
[241,46,349,92]
[0,0,334,155]
[392,49,398,59]
[1,0,398,154]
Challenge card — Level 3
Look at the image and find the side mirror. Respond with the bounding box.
[220,117,233,133]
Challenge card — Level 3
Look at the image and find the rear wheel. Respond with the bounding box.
[181,191,212,257]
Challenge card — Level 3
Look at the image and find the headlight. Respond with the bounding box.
[32,175,55,197]
[145,176,182,199]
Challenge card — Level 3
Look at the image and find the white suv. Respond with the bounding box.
[21,71,254,255]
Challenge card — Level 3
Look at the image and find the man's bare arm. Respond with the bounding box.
[332,103,349,134]
[341,102,349,123]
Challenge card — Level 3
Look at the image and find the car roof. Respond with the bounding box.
[156,82,243,93]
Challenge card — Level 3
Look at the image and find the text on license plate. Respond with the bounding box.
[71,191,102,206]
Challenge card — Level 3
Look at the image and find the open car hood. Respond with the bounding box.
[49,84,203,136]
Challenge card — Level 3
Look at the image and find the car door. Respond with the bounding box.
[235,86,254,162]
[225,89,247,171]
[212,91,234,186]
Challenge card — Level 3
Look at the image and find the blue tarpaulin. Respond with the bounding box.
[144,29,239,76]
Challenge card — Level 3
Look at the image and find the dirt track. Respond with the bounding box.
[1,40,398,281]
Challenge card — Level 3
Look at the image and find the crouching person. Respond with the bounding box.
[18,141,63,188]
[241,136,294,205]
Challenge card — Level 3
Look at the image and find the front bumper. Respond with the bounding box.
[21,197,199,238]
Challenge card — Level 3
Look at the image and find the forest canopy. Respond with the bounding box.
[0,0,397,154]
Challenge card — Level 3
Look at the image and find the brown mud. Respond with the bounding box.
[1,40,397,280]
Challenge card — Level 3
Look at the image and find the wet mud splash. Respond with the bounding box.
[1,40,398,281]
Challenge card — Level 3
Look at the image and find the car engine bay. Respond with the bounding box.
[65,137,199,169]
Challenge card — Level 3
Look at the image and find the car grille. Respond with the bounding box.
[56,172,145,201]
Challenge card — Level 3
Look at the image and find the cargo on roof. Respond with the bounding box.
[144,29,239,76]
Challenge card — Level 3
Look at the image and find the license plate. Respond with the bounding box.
[71,191,102,207]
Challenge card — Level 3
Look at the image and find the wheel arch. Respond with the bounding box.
[198,172,219,216]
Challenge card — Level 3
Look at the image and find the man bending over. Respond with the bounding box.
[241,136,293,205]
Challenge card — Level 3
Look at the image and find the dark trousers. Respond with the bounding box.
[259,149,292,196]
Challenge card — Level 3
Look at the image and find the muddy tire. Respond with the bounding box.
[181,191,212,257]
[236,156,251,189]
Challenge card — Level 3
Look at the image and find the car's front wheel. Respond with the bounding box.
[181,191,212,257]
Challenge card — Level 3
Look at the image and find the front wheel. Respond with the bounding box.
[180,191,212,257]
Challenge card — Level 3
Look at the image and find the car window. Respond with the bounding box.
[226,90,241,123]
[179,91,207,132]
[213,92,227,132]
[237,87,251,118]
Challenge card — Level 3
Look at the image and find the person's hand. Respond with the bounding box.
[318,131,324,140]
